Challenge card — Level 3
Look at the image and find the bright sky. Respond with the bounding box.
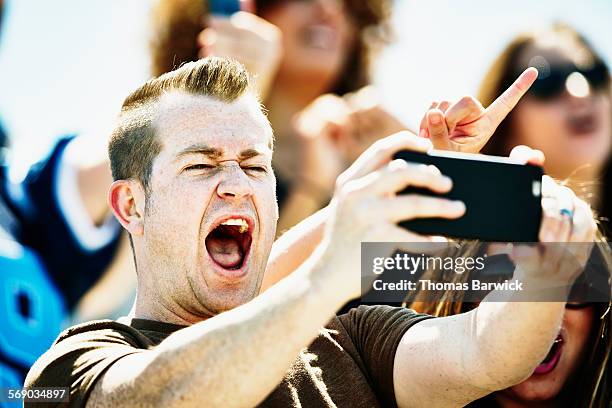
[0,0,610,166]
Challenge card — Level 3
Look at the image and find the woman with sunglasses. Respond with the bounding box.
[412,23,611,407]
[477,23,612,236]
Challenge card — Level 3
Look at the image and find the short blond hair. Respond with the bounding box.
[108,57,252,192]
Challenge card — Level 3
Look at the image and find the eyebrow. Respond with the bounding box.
[177,145,223,159]
[176,145,266,161]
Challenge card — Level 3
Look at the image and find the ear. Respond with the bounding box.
[108,180,146,236]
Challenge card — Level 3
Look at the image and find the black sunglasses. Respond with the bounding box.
[525,60,610,100]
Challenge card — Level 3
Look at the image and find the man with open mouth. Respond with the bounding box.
[25,57,598,407]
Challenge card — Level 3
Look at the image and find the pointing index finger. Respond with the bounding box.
[485,67,538,127]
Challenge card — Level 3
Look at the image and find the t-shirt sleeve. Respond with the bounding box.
[338,305,433,408]
[24,321,147,408]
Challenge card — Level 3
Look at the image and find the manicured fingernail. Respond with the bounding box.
[429,114,442,125]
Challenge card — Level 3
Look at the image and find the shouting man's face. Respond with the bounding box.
[132,91,278,321]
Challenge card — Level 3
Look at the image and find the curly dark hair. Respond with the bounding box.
[150,0,393,95]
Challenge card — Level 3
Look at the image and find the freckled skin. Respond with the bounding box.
[495,307,595,405]
[133,92,279,324]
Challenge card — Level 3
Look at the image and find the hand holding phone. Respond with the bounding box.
[393,149,543,242]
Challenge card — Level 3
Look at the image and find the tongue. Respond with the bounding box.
[206,236,243,269]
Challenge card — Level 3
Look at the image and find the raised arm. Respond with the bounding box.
[263,70,539,290]
[393,165,597,407]
[262,131,427,291]
[83,133,465,408]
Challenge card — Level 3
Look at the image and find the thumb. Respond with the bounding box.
[427,109,451,150]
[509,145,546,167]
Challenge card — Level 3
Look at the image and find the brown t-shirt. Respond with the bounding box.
[25,305,431,407]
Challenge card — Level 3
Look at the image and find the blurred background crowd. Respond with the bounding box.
[0,0,611,406]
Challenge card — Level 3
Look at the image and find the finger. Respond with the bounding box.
[485,67,539,129]
[569,198,597,243]
[198,28,217,48]
[375,194,465,223]
[438,100,451,113]
[207,16,233,30]
[368,223,450,254]
[348,159,453,197]
[539,184,574,242]
[419,102,438,138]
[509,145,546,167]
[539,191,561,243]
[444,96,484,131]
[338,131,432,185]
[509,244,541,271]
[427,109,451,150]
[555,187,576,243]
[344,85,380,111]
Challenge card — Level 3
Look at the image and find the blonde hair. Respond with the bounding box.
[108,57,252,192]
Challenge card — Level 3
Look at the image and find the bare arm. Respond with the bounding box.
[62,133,138,321]
[63,133,114,225]
[394,178,597,407]
[88,244,350,408]
[262,205,327,291]
[395,298,566,407]
[89,133,462,408]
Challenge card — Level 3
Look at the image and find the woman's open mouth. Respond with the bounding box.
[533,334,563,375]
[205,217,253,276]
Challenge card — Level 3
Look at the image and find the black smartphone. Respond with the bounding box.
[392,150,543,242]
[209,0,241,16]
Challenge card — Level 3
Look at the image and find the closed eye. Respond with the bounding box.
[185,164,215,171]
[242,166,268,173]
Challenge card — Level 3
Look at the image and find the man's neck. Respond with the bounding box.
[130,289,211,326]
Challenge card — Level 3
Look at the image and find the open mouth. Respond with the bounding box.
[205,217,253,271]
[533,334,563,375]
[302,25,339,51]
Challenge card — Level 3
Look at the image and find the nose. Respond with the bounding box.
[216,162,254,200]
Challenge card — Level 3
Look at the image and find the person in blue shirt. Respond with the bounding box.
[0,0,130,395]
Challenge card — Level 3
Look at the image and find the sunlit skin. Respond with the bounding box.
[113,92,278,325]
[417,65,603,405]
[510,46,612,181]
[496,307,595,406]
[492,49,607,405]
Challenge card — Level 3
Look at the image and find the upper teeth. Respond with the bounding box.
[221,218,249,233]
